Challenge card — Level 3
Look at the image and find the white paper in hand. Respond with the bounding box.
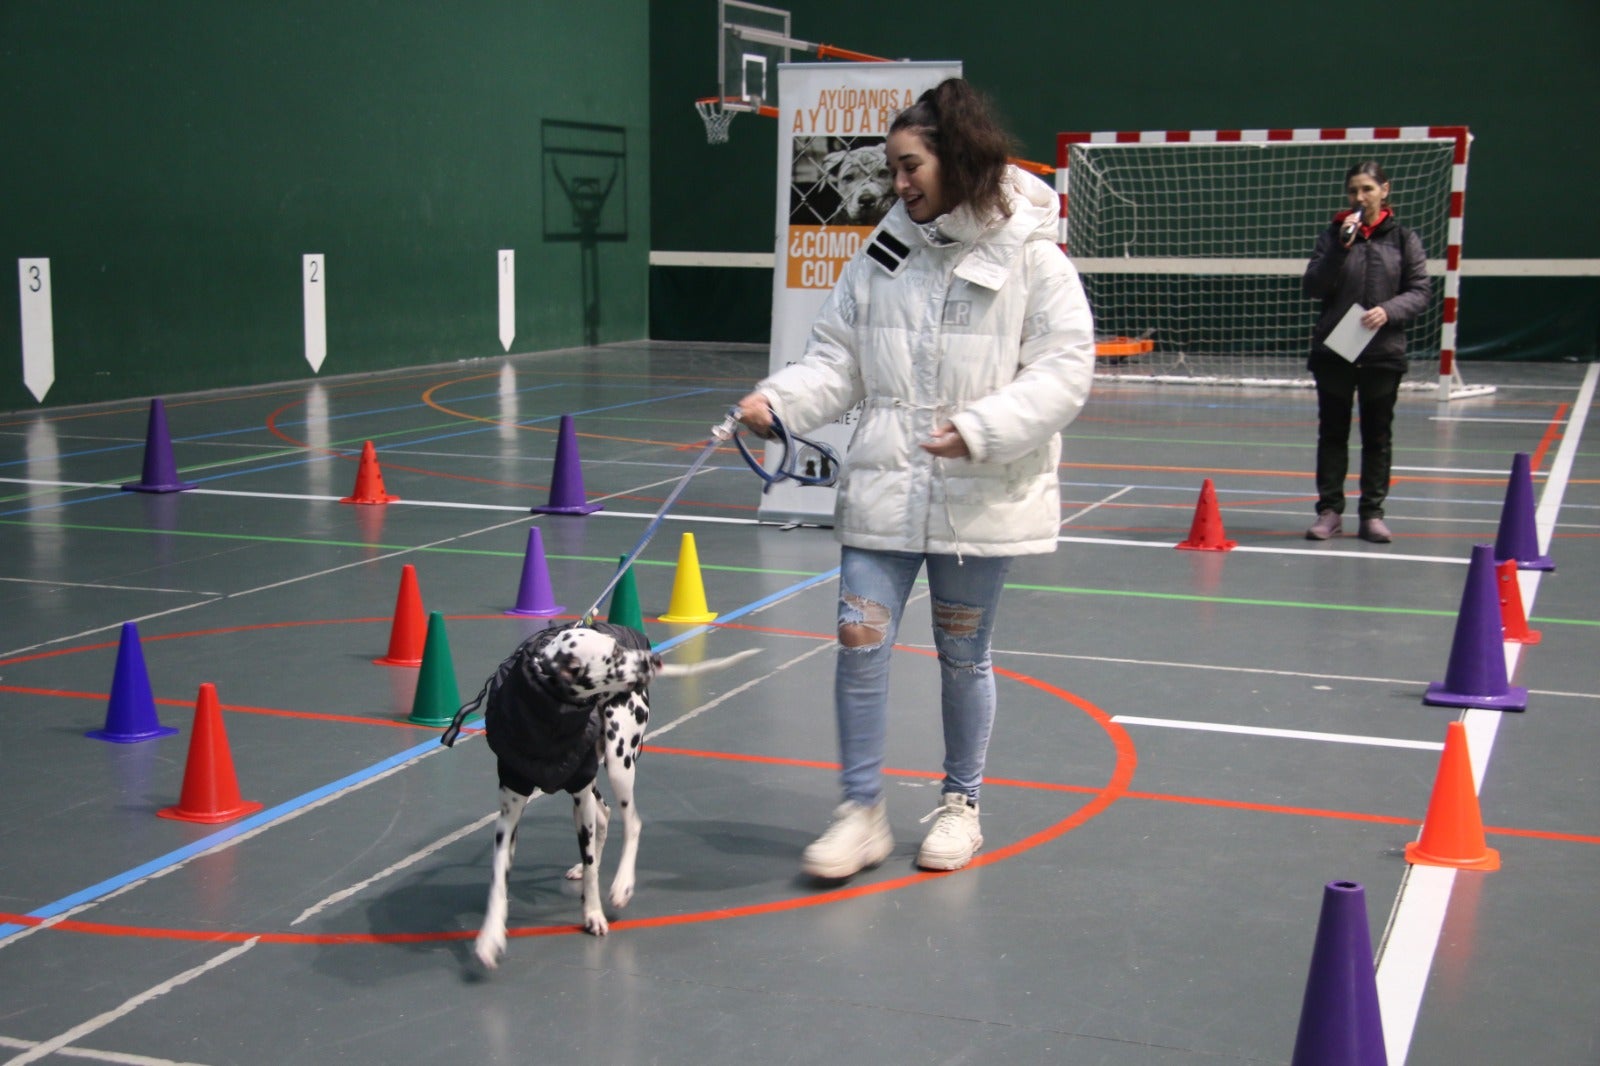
[1325,303,1378,362]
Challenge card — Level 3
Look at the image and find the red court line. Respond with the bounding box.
[8,618,1593,949]
[1530,402,1569,472]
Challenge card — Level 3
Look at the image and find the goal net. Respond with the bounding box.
[1056,127,1489,398]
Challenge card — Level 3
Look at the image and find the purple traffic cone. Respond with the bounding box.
[530,414,601,515]
[1424,544,1528,711]
[1493,452,1554,571]
[506,526,563,616]
[1290,881,1387,1066]
[122,398,196,493]
[87,622,179,742]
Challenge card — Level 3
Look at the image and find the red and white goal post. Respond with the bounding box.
[1056,126,1490,399]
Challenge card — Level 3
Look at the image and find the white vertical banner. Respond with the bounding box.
[303,253,326,373]
[498,249,515,352]
[17,258,55,403]
[761,61,959,525]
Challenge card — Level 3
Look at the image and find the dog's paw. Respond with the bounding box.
[583,910,610,937]
[564,862,583,881]
[474,929,507,969]
[609,879,634,911]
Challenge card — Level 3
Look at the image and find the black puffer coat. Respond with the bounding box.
[1303,212,1431,373]
[441,622,651,796]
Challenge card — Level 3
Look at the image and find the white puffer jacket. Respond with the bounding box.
[757,166,1095,557]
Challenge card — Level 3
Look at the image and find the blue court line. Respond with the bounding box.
[0,566,840,943]
[0,381,582,471]
[0,387,729,518]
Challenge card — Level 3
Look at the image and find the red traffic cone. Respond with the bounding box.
[530,414,601,515]
[1176,478,1236,551]
[1423,544,1528,711]
[1495,560,1541,646]
[341,441,399,505]
[158,684,264,824]
[1404,721,1500,871]
[375,564,427,665]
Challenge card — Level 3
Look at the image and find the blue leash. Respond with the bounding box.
[578,408,840,624]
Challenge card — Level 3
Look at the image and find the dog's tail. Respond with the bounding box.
[653,647,759,679]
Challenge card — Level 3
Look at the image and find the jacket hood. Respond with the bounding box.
[877,165,1060,290]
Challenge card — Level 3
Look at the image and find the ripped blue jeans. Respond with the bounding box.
[834,546,1013,806]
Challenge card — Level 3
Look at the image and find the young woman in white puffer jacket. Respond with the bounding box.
[735,78,1096,880]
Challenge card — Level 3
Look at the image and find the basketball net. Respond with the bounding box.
[695,99,737,145]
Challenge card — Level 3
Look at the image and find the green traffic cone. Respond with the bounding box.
[407,611,461,726]
[606,555,646,632]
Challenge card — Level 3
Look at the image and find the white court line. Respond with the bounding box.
[1061,485,1133,526]
[1056,534,1467,565]
[291,811,496,927]
[1429,416,1563,425]
[1375,360,1596,1065]
[0,1036,212,1066]
[0,576,219,596]
[0,512,536,660]
[1,939,257,1066]
[290,636,833,930]
[1111,715,1444,751]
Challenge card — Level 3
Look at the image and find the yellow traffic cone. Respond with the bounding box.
[658,532,718,624]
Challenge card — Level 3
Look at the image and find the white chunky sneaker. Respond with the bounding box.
[916,793,983,871]
[801,798,893,880]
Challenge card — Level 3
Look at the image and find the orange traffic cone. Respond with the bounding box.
[1176,478,1236,551]
[158,684,264,824]
[341,440,399,504]
[374,564,427,665]
[1404,721,1500,871]
[659,532,718,624]
[1495,560,1541,645]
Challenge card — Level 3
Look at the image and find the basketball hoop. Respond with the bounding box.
[695,98,737,145]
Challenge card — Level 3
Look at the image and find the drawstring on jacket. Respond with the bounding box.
[865,396,969,563]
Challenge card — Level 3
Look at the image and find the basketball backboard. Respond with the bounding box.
[720,0,790,111]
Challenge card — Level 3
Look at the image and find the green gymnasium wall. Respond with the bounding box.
[650,1,1599,363]
[1,2,650,410]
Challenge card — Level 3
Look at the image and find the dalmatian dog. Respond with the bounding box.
[441,623,756,969]
[822,145,895,225]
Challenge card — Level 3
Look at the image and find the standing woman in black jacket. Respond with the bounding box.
[1302,160,1431,543]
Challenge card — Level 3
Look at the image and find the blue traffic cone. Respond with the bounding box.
[1423,544,1528,711]
[87,622,179,742]
[506,526,563,616]
[530,414,601,515]
[1290,881,1388,1065]
[122,399,196,493]
[1493,452,1553,571]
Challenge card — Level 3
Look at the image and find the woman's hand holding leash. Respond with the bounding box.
[733,393,776,438]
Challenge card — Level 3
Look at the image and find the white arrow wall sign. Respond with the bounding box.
[498,249,515,352]
[18,258,55,403]
[304,253,326,373]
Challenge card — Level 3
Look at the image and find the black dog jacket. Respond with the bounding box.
[440,622,651,796]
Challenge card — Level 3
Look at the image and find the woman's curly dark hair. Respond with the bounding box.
[889,78,1016,222]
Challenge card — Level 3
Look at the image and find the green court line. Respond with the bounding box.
[1001,580,1597,626]
[3,515,1593,626]
[0,517,811,576]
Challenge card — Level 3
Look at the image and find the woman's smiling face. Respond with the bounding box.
[888,128,946,223]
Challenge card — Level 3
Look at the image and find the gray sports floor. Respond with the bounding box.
[1,344,1595,1065]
